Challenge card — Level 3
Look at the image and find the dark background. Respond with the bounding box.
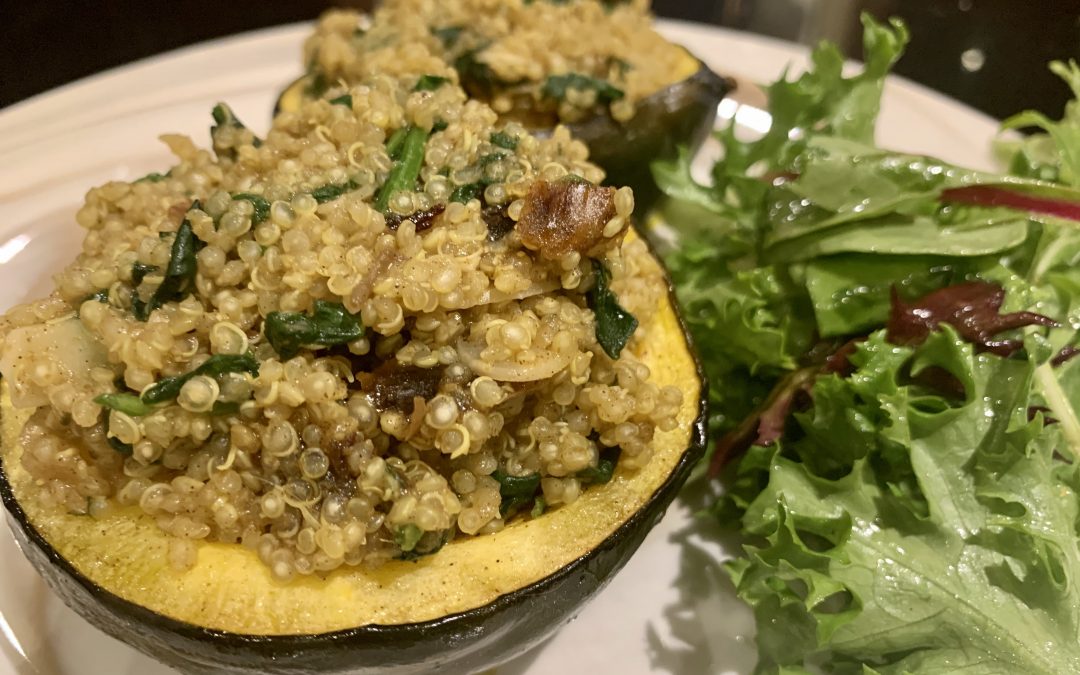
[3,1,1080,120]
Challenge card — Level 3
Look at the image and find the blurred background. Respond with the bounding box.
[2,0,1080,119]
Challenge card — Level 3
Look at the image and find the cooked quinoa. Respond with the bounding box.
[0,70,682,580]
[303,0,695,125]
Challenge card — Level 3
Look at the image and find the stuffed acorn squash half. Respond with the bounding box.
[276,0,731,208]
[0,61,705,675]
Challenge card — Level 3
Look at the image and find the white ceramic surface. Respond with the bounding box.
[0,19,1001,675]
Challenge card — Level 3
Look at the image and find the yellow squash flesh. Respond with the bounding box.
[0,244,701,636]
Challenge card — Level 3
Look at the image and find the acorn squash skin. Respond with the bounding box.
[3,443,697,674]
[559,61,730,211]
[0,239,707,675]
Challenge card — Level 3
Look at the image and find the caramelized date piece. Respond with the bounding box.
[385,204,446,233]
[358,361,444,412]
[516,178,622,258]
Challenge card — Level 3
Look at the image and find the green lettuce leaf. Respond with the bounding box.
[653,14,1080,674]
[732,330,1080,674]
[1002,60,1080,186]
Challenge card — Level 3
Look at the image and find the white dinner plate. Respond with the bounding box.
[0,18,1001,675]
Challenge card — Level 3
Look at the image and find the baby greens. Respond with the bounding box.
[654,14,1080,674]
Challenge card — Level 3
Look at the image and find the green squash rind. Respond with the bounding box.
[0,255,707,675]
[560,60,731,210]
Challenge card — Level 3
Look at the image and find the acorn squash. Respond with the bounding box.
[0,233,706,675]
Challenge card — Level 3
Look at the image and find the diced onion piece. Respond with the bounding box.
[443,279,561,311]
[458,342,571,383]
[0,317,108,408]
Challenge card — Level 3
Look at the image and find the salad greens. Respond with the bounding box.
[654,14,1080,674]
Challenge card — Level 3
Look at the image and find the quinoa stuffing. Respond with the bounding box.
[302,0,696,126]
[0,71,683,580]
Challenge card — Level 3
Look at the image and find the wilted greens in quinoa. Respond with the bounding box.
[0,68,682,581]
[302,0,695,125]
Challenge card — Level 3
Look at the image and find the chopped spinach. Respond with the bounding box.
[210,401,242,416]
[608,56,632,77]
[210,103,262,153]
[397,528,452,561]
[395,524,424,553]
[414,74,450,92]
[432,26,464,48]
[107,436,134,455]
[448,154,506,204]
[479,152,507,168]
[490,132,518,151]
[306,71,330,99]
[141,354,260,405]
[231,193,271,224]
[264,300,364,359]
[132,204,205,321]
[493,469,541,516]
[329,93,353,107]
[94,392,152,417]
[131,262,158,287]
[135,171,170,184]
[432,119,449,133]
[374,126,430,213]
[454,48,498,94]
[311,179,359,204]
[450,182,486,204]
[586,260,638,359]
[530,496,547,518]
[385,127,408,160]
[541,73,625,103]
[577,446,621,484]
